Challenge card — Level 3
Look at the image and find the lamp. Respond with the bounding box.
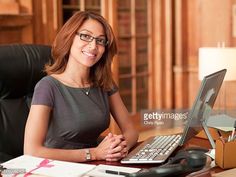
[199,48,236,81]
[198,47,236,130]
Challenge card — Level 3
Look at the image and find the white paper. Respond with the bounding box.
[84,164,141,177]
[206,114,235,132]
[2,155,96,177]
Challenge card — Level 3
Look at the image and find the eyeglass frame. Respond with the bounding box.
[76,32,109,47]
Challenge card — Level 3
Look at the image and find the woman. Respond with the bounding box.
[24,11,138,162]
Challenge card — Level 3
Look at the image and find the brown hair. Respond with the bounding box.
[45,11,117,90]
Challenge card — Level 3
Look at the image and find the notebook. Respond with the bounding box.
[121,69,226,164]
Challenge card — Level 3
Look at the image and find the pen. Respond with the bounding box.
[217,130,225,143]
[98,169,130,176]
[0,165,25,175]
[230,121,236,141]
[0,165,6,174]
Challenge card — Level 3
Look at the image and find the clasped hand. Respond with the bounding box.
[96,133,128,161]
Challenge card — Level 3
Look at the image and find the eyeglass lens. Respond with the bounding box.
[78,33,108,46]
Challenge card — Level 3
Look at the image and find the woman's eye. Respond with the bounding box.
[97,38,105,43]
[83,34,91,39]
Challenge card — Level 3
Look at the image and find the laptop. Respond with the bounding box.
[121,69,226,164]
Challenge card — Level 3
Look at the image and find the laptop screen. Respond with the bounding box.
[179,69,226,146]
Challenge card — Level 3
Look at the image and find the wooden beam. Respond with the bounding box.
[173,0,189,108]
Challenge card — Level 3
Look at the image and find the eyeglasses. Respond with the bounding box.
[76,33,108,47]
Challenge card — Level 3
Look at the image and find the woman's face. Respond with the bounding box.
[69,19,106,68]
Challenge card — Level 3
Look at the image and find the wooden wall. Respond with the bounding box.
[0,0,33,44]
[0,0,59,45]
[183,0,236,110]
[153,0,236,111]
[1,0,236,112]
[32,0,59,45]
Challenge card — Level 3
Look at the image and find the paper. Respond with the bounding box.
[1,155,96,177]
[212,167,236,177]
[84,164,141,177]
[206,114,236,132]
[205,149,215,160]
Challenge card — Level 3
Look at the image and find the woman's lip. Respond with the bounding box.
[82,51,96,57]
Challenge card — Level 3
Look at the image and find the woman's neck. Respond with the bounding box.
[64,59,91,85]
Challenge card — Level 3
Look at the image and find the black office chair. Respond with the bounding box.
[0,44,51,162]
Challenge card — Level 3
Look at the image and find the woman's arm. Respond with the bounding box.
[108,92,139,151]
[24,105,113,162]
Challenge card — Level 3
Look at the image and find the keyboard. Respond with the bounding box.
[121,134,182,164]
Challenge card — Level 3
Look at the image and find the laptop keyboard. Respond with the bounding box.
[121,134,182,164]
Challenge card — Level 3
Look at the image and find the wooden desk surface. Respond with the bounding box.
[0,137,226,177]
[86,137,224,177]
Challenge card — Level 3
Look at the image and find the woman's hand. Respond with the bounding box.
[93,135,116,160]
[105,133,128,161]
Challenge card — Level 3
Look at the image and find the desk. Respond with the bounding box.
[0,137,226,177]
[86,137,224,177]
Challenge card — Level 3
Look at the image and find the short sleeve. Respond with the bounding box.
[31,77,54,107]
[107,83,119,96]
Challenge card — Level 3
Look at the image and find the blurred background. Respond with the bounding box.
[1,0,236,139]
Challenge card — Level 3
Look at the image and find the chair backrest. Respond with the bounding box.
[0,44,51,162]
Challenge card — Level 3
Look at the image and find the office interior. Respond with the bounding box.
[1,0,236,142]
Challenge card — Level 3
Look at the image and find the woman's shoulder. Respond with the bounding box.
[35,75,58,89]
[107,83,119,96]
[32,76,56,106]
[41,75,57,82]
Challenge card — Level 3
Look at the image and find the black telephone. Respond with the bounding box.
[127,147,208,177]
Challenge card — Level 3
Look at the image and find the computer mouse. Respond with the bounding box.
[184,147,209,153]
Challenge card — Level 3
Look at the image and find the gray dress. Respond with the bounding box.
[31,76,117,149]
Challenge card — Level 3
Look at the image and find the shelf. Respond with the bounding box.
[135,7,147,11]
[120,88,147,96]
[118,7,130,12]
[118,34,149,39]
[61,1,101,24]
[63,5,100,10]
[0,14,32,28]
[63,5,80,10]
[119,71,149,79]
[118,7,147,11]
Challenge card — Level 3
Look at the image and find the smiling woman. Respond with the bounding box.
[23,11,138,163]
[68,18,106,70]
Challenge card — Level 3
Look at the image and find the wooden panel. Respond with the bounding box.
[32,0,43,44]
[174,0,203,109]
[152,0,163,108]
[185,0,236,111]
[0,0,33,44]
[196,0,235,111]
[0,1,19,14]
[198,0,231,47]
[0,14,33,44]
[0,29,21,43]
[163,0,174,109]
[0,14,32,27]
[32,0,58,45]
[186,0,200,107]
[232,0,236,45]
[152,0,175,109]
[171,0,236,112]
